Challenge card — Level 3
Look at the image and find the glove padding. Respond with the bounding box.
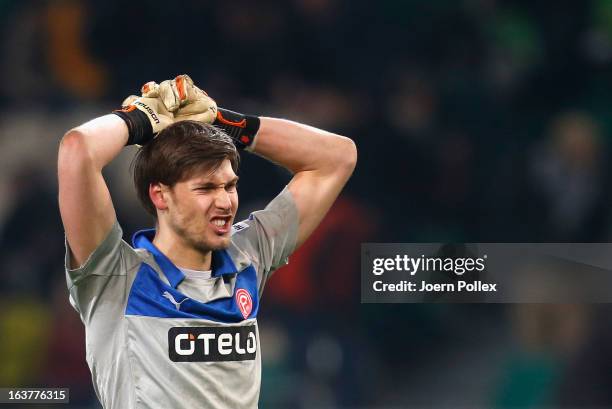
[119,94,173,134]
[151,75,259,151]
[116,75,218,146]
[141,74,218,124]
[114,94,174,145]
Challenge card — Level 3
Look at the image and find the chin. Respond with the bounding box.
[211,239,231,250]
[196,235,231,252]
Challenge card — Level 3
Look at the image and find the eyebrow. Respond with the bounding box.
[191,176,239,189]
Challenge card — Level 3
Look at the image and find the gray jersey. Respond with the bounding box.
[65,187,298,409]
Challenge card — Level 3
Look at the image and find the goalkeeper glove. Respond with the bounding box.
[113,93,173,146]
[213,108,260,151]
[113,75,218,146]
[155,75,218,124]
[168,75,260,150]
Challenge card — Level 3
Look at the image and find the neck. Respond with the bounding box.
[152,225,212,271]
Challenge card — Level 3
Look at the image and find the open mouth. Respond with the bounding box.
[210,216,232,235]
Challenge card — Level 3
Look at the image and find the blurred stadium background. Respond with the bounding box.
[1,0,612,407]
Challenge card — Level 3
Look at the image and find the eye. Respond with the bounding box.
[226,182,238,192]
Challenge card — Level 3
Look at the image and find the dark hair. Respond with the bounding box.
[132,121,239,216]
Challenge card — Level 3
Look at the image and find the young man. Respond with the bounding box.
[57,75,356,408]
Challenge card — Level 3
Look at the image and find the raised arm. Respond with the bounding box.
[252,118,357,247]
[58,115,129,268]
[58,75,217,269]
[139,76,357,250]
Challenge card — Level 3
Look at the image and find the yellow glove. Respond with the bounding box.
[143,74,218,124]
[159,74,261,151]
[114,93,174,145]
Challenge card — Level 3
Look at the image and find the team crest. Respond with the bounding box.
[235,289,252,319]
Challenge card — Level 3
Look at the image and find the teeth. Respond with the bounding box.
[213,219,225,227]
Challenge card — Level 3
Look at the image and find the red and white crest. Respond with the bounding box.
[235,289,252,319]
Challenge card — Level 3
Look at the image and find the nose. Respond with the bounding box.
[214,188,232,211]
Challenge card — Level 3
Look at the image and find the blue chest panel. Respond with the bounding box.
[126,228,259,323]
[125,262,259,322]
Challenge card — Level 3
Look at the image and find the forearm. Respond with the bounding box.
[58,114,128,267]
[250,116,357,247]
[252,117,357,176]
[60,114,129,171]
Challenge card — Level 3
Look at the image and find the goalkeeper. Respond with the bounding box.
[57,75,356,408]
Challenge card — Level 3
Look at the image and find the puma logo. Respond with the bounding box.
[163,291,189,311]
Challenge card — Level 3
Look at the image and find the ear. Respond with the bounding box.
[149,183,169,212]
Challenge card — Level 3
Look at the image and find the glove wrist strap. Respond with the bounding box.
[113,108,154,146]
[213,108,260,151]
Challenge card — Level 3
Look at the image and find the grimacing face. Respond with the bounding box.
[162,159,239,253]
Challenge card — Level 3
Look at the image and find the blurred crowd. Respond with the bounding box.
[2,0,612,407]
